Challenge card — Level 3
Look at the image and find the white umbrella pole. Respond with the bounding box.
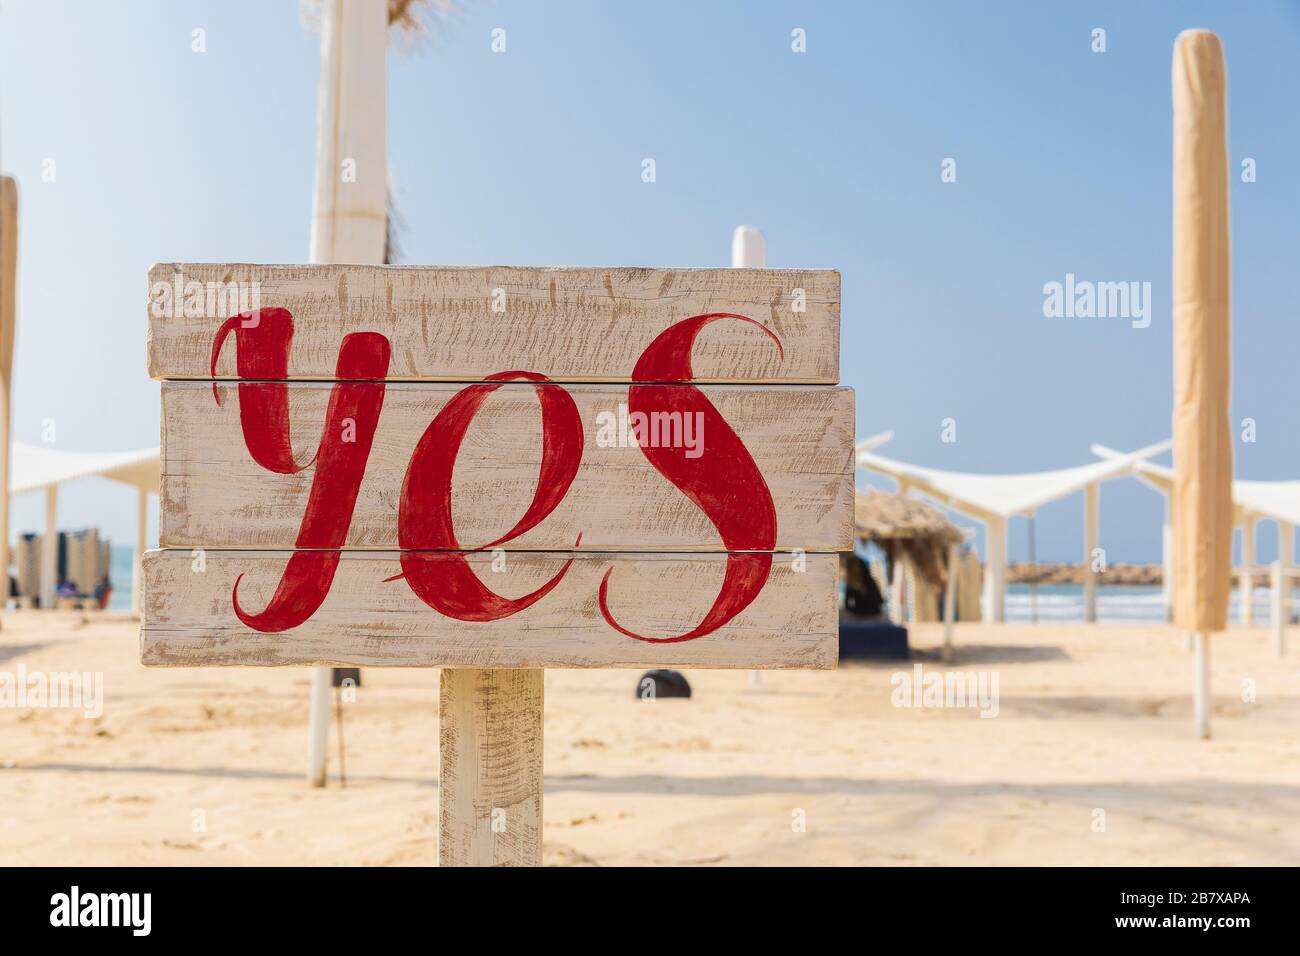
[307,666,333,787]
[1083,483,1098,622]
[306,0,389,788]
[731,225,765,269]
[1192,631,1210,738]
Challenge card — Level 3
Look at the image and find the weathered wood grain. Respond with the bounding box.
[140,550,838,668]
[439,668,543,867]
[147,264,839,383]
[159,381,854,551]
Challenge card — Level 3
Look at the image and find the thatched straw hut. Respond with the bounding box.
[853,489,963,588]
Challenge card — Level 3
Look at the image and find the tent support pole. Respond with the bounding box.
[983,516,1006,623]
[1271,560,1285,656]
[132,487,147,616]
[1083,482,1098,622]
[943,542,958,662]
[1241,517,1256,625]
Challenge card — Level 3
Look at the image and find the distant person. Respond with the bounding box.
[57,578,77,600]
[93,575,113,610]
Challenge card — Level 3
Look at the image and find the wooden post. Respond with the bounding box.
[1083,482,1099,623]
[439,668,543,867]
[942,541,958,662]
[1271,559,1285,656]
[1192,631,1210,739]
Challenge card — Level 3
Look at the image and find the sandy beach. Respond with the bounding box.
[1,611,1296,866]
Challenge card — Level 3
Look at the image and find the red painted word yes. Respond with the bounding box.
[210,311,780,643]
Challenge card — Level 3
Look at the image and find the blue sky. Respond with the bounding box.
[2,0,1297,563]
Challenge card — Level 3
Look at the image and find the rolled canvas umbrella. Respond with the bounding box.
[1171,30,1233,740]
[305,0,389,787]
[0,178,16,607]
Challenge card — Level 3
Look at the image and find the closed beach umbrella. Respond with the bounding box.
[303,0,448,786]
[306,0,390,787]
[0,177,16,607]
[1171,30,1233,739]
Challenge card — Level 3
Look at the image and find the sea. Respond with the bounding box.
[1005,583,1292,623]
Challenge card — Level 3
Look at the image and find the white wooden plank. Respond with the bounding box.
[140,550,838,669]
[160,381,854,551]
[439,668,543,867]
[147,264,839,383]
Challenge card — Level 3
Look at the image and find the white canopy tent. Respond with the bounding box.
[857,439,1172,622]
[9,441,159,612]
[1093,443,1300,623]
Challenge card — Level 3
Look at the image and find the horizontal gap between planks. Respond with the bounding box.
[162,377,842,386]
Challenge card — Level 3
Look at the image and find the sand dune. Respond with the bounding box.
[1,612,1297,865]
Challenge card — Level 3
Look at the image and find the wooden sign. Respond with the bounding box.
[147,264,841,383]
[142,264,853,670]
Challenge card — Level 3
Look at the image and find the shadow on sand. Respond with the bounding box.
[845,644,1073,667]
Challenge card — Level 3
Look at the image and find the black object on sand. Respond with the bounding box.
[331,667,361,687]
[636,669,692,699]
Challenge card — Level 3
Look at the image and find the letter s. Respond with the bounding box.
[600,313,780,642]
